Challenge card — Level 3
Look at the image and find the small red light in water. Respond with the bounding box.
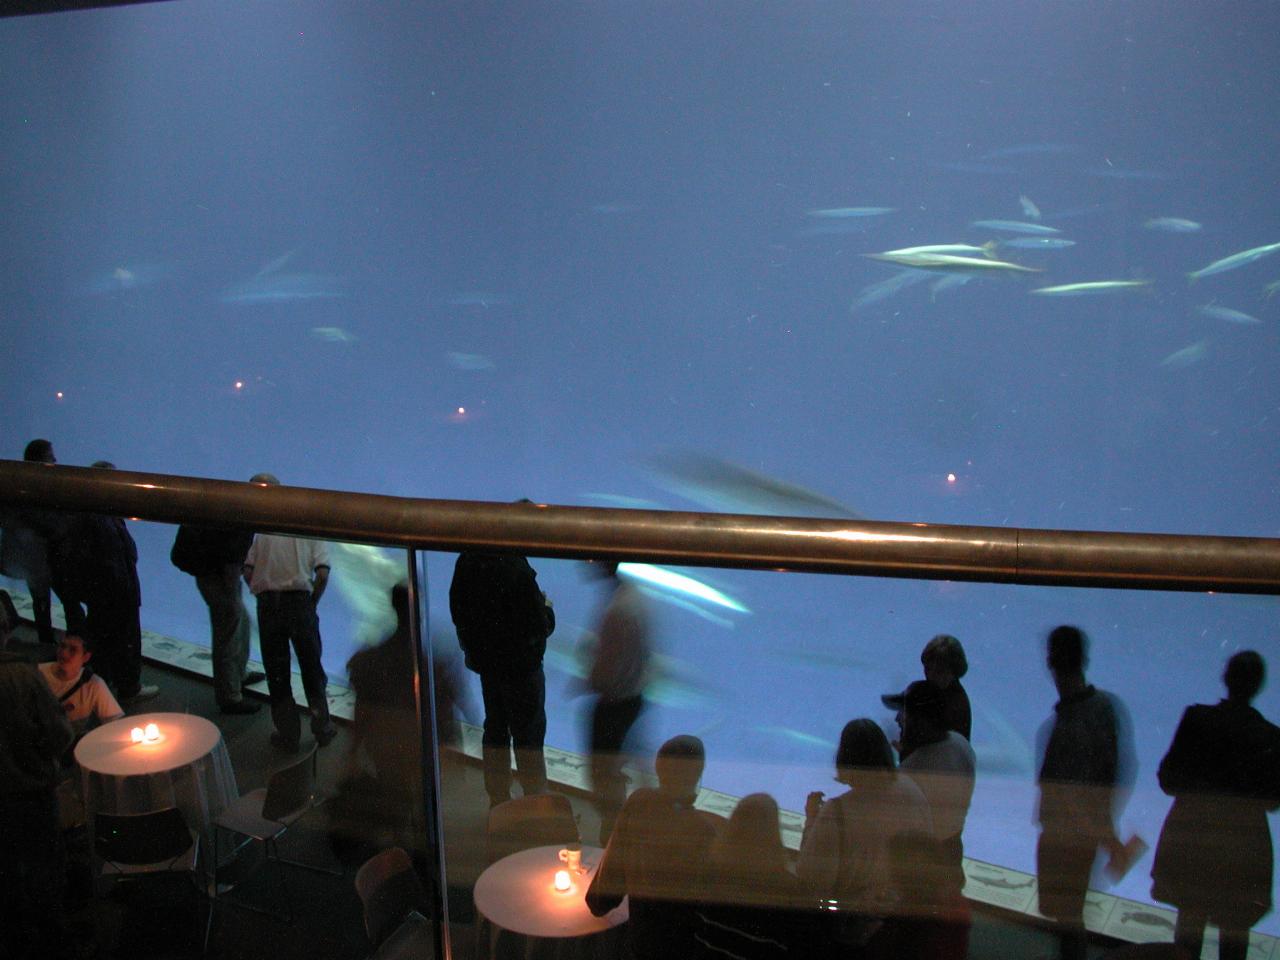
[55,391,64,400]
[457,406,466,415]
[947,473,957,483]
[234,381,244,390]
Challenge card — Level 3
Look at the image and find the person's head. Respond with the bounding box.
[898,679,947,750]
[56,633,93,676]
[835,718,895,784]
[654,734,705,801]
[90,460,115,470]
[583,559,619,581]
[1046,625,1088,678]
[712,793,786,878]
[389,583,411,627]
[250,472,280,486]
[1224,650,1266,702]
[23,438,55,463]
[921,634,967,688]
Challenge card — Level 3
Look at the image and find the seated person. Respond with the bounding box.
[587,734,717,960]
[38,633,123,738]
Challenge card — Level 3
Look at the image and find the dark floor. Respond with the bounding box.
[8,619,1121,960]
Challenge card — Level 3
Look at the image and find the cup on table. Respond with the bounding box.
[559,843,582,874]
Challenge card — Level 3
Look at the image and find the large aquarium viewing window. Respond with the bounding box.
[2,2,1278,959]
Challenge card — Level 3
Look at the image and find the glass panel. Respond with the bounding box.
[429,550,1279,958]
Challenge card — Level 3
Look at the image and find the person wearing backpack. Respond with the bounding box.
[171,521,263,714]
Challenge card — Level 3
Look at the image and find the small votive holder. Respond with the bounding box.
[143,723,160,742]
[130,726,144,743]
[553,869,572,893]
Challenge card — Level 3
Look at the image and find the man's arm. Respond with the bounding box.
[311,565,330,604]
[242,563,254,588]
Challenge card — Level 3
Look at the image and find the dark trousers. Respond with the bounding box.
[1036,830,1097,960]
[197,564,251,705]
[85,593,142,696]
[256,590,331,745]
[589,694,643,841]
[0,791,70,960]
[1175,911,1250,960]
[479,668,547,805]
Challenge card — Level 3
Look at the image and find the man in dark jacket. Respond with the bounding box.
[0,619,75,959]
[1151,650,1280,960]
[172,523,263,713]
[449,546,554,807]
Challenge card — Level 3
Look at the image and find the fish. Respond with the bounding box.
[618,562,750,614]
[579,492,666,510]
[998,237,1077,250]
[866,252,1041,274]
[447,291,511,307]
[1121,912,1175,930]
[310,326,358,343]
[1198,304,1261,324]
[970,219,1062,236]
[1144,217,1202,233]
[1189,241,1280,281]
[806,206,896,218]
[1085,164,1170,181]
[1018,195,1042,220]
[1031,280,1152,296]
[83,262,171,295]
[979,143,1078,160]
[326,542,406,647]
[967,872,1034,890]
[752,725,835,751]
[878,242,997,259]
[646,450,863,519]
[851,270,932,311]
[930,273,975,300]
[1160,340,1210,369]
[1265,280,1280,300]
[446,351,496,371]
[221,272,348,304]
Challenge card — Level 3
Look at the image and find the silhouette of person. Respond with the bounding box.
[0,616,75,959]
[583,560,651,842]
[882,633,972,742]
[58,462,155,703]
[1151,650,1280,960]
[170,520,262,713]
[449,525,554,807]
[587,734,717,960]
[0,439,79,646]
[893,678,976,929]
[242,473,336,751]
[1035,625,1137,960]
[694,793,818,960]
[799,718,932,956]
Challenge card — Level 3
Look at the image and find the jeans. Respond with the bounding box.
[479,667,548,805]
[196,563,251,705]
[256,590,331,745]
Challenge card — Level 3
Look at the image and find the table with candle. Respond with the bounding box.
[74,712,239,853]
[472,844,628,960]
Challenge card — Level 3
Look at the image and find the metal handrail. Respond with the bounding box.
[1,460,1277,594]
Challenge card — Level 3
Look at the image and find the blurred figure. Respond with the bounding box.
[449,527,555,807]
[896,680,972,906]
[694,793,818,960]
[37,633,123,738]
[882,633,971,742]
[587,734,716,960]
[0,439,80,646]
[242,473,336,751]
[584,560,651,842]
[799,718,932,957]
[883,831,969,960]
[0,613,74,960]
[58,461,156,703]
[170,520,263,713]
[1035,625,1139,960]
[1151,650,1280,960]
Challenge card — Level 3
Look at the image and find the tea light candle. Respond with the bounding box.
[131,726,144,743]
[553,869,572,893]
[144,723,160,742]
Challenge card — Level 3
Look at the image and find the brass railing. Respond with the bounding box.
[2,461,1277,594]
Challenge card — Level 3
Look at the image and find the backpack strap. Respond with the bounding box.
[59,666,95,704]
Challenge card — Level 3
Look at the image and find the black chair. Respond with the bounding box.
[94,807,213,953]
[485,793,580,864]
[212,745,341,921]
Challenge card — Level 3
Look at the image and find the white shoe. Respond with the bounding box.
[122,684,160,704]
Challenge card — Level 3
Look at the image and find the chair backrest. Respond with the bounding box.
[486,794,579,863]
[261,745,319,822]
[356,848,433,947]
[95,807,194,866]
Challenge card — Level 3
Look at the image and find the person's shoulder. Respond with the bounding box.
[37,660,56,678]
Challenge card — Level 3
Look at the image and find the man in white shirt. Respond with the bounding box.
[242,473,336,753]
[38,633,124,735]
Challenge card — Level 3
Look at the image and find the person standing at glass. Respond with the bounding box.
[1151,650,1280,960]
[242,473,336,752]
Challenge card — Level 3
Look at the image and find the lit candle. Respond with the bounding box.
[131,727,144,743]
[144,723,160,742]
[554,869,572,893]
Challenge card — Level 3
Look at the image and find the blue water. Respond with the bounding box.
[3,0,1278,933]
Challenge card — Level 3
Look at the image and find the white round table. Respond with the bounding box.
[75,712,239,839]
[474,844,628,960]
